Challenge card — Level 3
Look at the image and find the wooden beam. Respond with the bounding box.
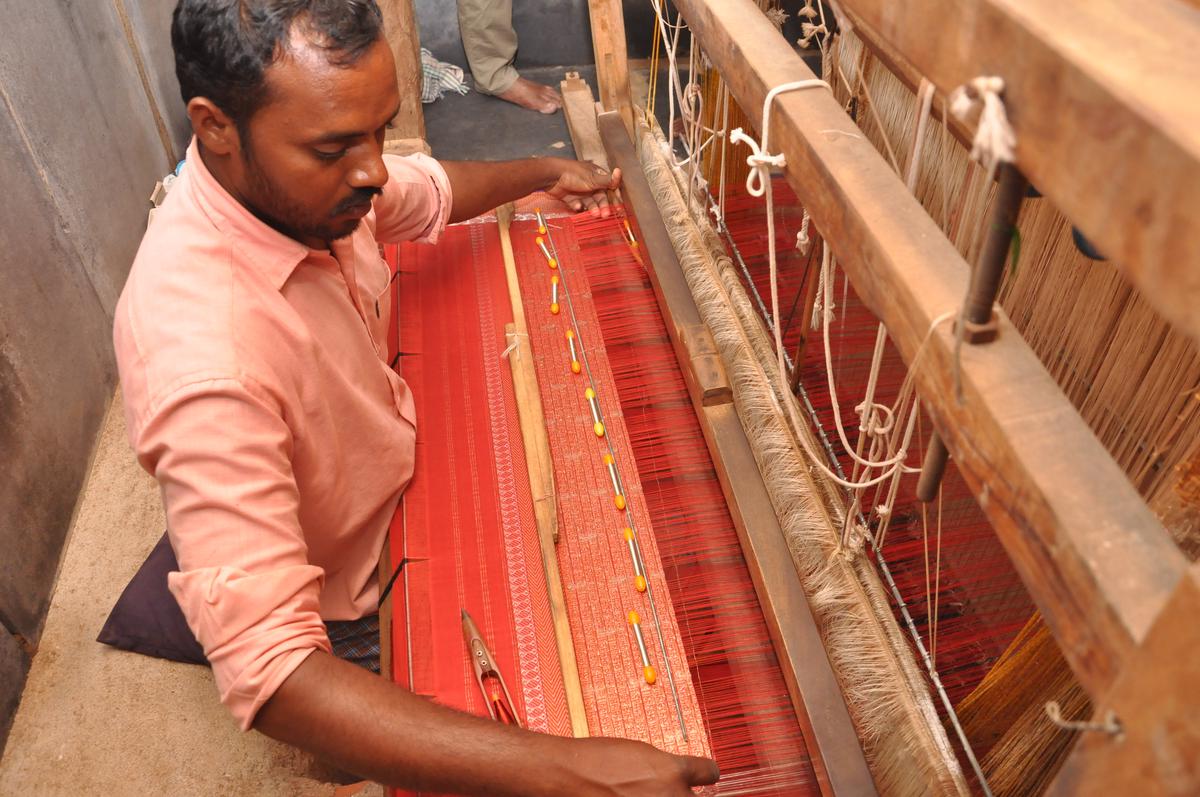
[377,0,425,140]
[1050,563,1200,795]
[600,111,877,797]
[837,0,1200,342]
[671,0,1187,698]
[560,73,609,169]
[586,0,634,135]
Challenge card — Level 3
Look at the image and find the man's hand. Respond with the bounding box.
[547,161,622,217]
[561,737,720,796]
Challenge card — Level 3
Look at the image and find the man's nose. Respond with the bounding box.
[348,148,388,190]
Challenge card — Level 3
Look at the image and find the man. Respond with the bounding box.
[458,0,562,113]
[113,1,718,794]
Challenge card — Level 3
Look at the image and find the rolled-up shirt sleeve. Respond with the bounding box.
[372,153,453,244]
[134,376,330,730]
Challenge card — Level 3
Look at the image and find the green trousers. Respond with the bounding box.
[458,0,520,95]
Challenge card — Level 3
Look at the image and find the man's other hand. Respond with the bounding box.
[547,161,622,217]
[558,737,720,796]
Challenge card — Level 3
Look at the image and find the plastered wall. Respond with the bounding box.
[0,0,188,750]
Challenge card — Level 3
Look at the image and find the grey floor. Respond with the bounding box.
[424,64,599,161]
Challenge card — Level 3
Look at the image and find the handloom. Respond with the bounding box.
[378,1,1200,795]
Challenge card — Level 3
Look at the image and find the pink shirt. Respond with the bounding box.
[114,139,451,729]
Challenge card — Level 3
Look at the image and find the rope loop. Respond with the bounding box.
[729,79,830,198]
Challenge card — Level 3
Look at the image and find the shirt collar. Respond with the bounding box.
[183,137,312,290]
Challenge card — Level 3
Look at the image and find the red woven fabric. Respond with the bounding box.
[383,210,712,796]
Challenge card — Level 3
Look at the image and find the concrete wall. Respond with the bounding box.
[0,0,188,752]
[416,0,660,74]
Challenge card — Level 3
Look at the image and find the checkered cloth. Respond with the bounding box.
[421,48,469,104]
[327,614,381,674]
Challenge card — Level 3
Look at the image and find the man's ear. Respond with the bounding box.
[187,97,241,157]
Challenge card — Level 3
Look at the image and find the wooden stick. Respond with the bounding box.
[496,204,588,737]
[560,73,609,170]
[671,0,1186,700]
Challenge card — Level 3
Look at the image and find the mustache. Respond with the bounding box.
[332,187,382,216]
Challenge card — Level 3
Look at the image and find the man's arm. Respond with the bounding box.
[255,649,719,796]
[440,158,621,223]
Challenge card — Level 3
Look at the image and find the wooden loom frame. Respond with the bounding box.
[369,0,1200,790]
[581,0,1200,794]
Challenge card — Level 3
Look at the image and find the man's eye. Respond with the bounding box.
[315,147,348,161]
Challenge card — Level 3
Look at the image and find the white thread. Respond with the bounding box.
[1045,702,1122,737]
[500,330,527,360]
[949,76,1016,170]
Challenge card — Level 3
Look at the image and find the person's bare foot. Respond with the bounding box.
[496,77,562,114]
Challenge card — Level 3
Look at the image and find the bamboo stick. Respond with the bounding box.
[495,204,589,737]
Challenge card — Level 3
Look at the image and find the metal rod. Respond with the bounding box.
[917,162,1028,503]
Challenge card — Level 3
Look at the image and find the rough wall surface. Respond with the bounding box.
[0,0,187,751]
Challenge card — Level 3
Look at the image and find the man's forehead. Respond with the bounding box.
[258,31,398,131]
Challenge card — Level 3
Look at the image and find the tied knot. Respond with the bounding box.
[949,76,1016,170]
[796,209,813,255]
[799,22,827,48]
[855,400,895,437]
[730,126,786,198]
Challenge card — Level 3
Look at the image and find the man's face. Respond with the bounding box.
[234,34,401,248]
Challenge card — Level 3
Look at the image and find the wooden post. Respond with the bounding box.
[377,0,425,140]
[560,73,610,169]
[670,0,1188,701]
[586,0,634,136]
[496,205,588,738]
[1050,563,1200,796]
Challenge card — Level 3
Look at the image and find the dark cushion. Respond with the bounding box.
[97,532,208,665]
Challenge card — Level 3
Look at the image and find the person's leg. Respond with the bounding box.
[458,0,519,95]
[457,0,562,113]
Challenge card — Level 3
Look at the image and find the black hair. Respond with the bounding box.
[172,0,383,131]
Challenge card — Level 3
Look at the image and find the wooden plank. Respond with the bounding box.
[837,0,1200,342]
[560,73,609,169]
[599,111,876,797]
[1050,563,1200,796]
[376,0,425,140]
[586,0,634,135]
[496,205,588,738]
[671,0,1188,699]
[377,534,392,681]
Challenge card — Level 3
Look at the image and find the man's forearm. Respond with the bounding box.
[440,159,564,222]
[255,650,570,795]
[255,649,718,796]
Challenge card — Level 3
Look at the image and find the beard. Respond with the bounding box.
[241,146,380,246]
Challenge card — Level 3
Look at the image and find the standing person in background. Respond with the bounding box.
[458,0,563,113]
